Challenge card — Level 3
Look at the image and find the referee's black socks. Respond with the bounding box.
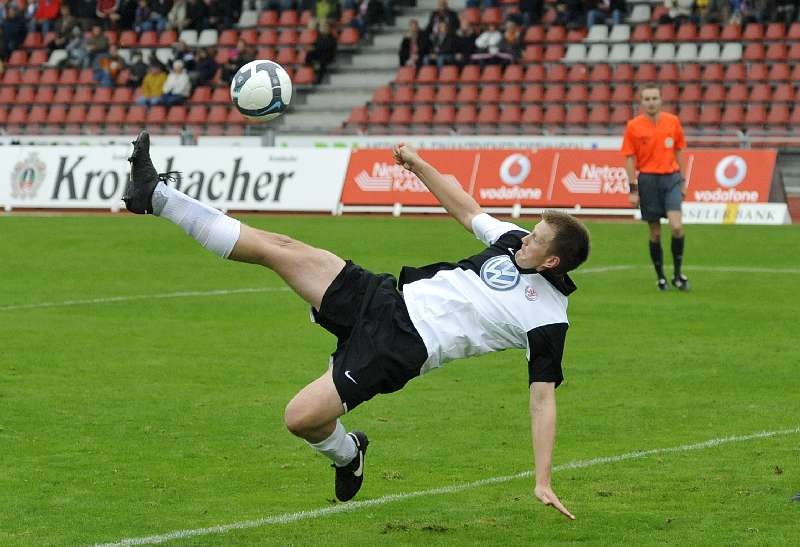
[671,236,685,278]
[649,240,666,280]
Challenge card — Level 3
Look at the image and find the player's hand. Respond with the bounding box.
[393,143,421,171]
[534,484,575,520]
[628,192,640,207]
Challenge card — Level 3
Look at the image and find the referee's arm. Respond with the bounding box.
[625,155,639,206]
[393,143,483,232]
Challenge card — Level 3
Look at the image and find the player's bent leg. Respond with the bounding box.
[285,368,370,502]
[230,224,345,311]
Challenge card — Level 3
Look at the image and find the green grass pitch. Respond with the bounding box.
[1,214,798,545]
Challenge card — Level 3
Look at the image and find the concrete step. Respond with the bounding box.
[301,90,373,112]
[276,111,347,132]
[348,52,399,69]
[325,69,396,90]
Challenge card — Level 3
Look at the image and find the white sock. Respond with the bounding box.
[308,421,357,467]
[151,182,241,258]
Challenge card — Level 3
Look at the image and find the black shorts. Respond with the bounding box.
[638,172,683,222]
[312,261,429,412]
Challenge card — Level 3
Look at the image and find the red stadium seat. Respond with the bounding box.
[105,105,125,125]
[481,7,503,25]
[765,44,787,62]
[477,104,500,126]
[459,65,481,84]
[414,85,436,103]
[588,104,610,126]
[543,84,565,103]
[85,105,106,125]
[524,65,546,83]
[744,105,767,126]
[566,29,587,42]
[679,63,701,82]
[521,104,543,125]
[521,84,544,103]
[32,86,55,104]
[299,10,313,26]
[432,105,455,125]
[767,63,791,82]
[461,7,480,25]
[394,85,414,104]
[566,64,588,83]
[545,25,566,43]
[612,64,633,82]
[701,83,725,103]
[653,24,675,42]
[22,32,43,49]
[190,86,211,103]
[65,105,87,124]
[502,64,523,83]
[789,22,800,40]
[259,10,279,26]
[40,68,59,85]
[7,50,28,67]
[524,25,545,44]
[749,83,772,103]
[765,105,790,127]
[389,105,411,125]
[186,105,207,125]
[299,28,317,46]
[368,105,390,125]
[454,104,477,125]
[677,104,699,126]
[565,84,588,103]
[630,24,652,43]
[726,83,748,102]
[7,105,28,125]
[500,84,522,104]
[613,83,634,103]
[158,29,177,46]
[660,84,680,104]
[589,64,611,82]
[338,28,359,46]
[680,83,702,103]
[395,67,415,84]
[416,65,437,84]
[438,65,459,84]
[482,65,502,83]
[293,66,315,86]
[119,30,137,47]
[167,105,187,124]
[543,45,565,62]
[411,104,434,126]
[47,104,67,124]
[548,64,567,83]
[521,45,543,63]
[206,105,228,124]
[675,23,697,41]
[52,86,73,103]
[588,84,611,103]
[565,105,588,126]
[700,63,724,82]
[456,84,478,104]
[111,87,133,104]
[697,23,720,42]
[21,69,40,85]
[435,84,457,103]
[634,63,657,83]
[16,86,35,103]
[658,64,679,83]
[92,87,112,103]
[543,105,566,126]
[699,105,721,125]
[2,67,21,85]
[721,104,745,127]
[78,68,94,85]
[742,22,764,41]
[764,22,785,40]
[279,9,299,26]
[278,29,298,46]
[28,105,49,125]
[772,83,796,103]
[139,31,158,47]
[789,43,800,62]
[0,87,16,104]
[146,105,167,124]
[723,63,746,81]
[720,24,741,41]
[29,50,49,65]
[73,86,94,103]
[610,104,632,126]
[219,29,240,46]
[126,105,147,125]
[499,104,521,125]
[478,84,501,103]
[276,47,298,66]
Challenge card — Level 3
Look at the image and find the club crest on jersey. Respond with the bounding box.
[525,286,538,301]
[480,255,520,291]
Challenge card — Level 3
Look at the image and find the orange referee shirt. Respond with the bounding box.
[620,112,686,174]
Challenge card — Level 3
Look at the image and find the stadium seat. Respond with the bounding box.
[660,84,679,104]
[721,105,745,128]
[416,65,437,84]
[679,63,702,82]
[65,104,87,124]
[789,43,800,62]
[206,105,227,124]
[772,83,796,103]
[589,64,611,82]
[745,105,767,126]
[524,65,546,83]
[565,84,588,103]
[524,25,545,44]
[432,105,455,126]
[612,64,633,82]
[742,23,764,41]
[240,28,258,45]
[478,84,501,103]
[475,104,500,129]
[548,64,567,83]
[699,105,721,125]
[456,84,478,104]
[543,105,566,126]
[565,105,588,126]
[52,86,73,104]
[720,24,741,41]
[720,42,743,61]
[610,104,632,126]
[345,106,368,128]
[613,83,634,103]
[166,105,187,124]
[588,104,610,127]
[676,23,698,41]
[566,64,588,83]
[500,84,521,104]
[454,104,478,126]
[7,50,28,67]
[28,105,49,125]
[219,29,240,46]
[608,44,630,63]
[16,86,35,103]
[658,64,679,83]
[701,83,725,103]
[630,24,652,42]
[184,105,206,125]
[190,86,211,104]
[119,30,137,47]
[766,44,788,62]
[481,7,503,25]
[767,63,790,83]
[699,63,723,82]
[750,83,772,103]
[543,45,565,62]
[0,87,15,104]
[502,65,523,83]
[698,43,720,62]
[2,67,21,85]
[103,105,125,126]
[723,63,746,82]
[85,105,106,125]
[586,44,608,63]
[411,104,434,127]
[588,84,611,103]
[608,24,630,42]
[521,45,543,63]
[747,63,769,82]
[680,84,702,103]
[482,65,502,83]
[109,87,132,104]
[21,69,40,85]
[726,83,748,103]
[563,43,587,63]
[585,24,608,43]
[498,105,522,133]
[764,22,785,41]
[338,28,359,46]
[628,5,651,24]
[22,32,43,49]
[521,84,544,103]
[197,29,218,47]
[72,86,92,103]
[259,9,279,26]
[630,43,652,63]
[434,84,457,104]
[414,85,436,103]
[521,104,543,126]
[40,68,59,85]
[48,105,67,125]
[677,104,699,126]
[461,7,480,25]
[434,65,456,84]
[634,64,657,83]
[29,50,49,65]
[32,86,55,104]
[279,9,299,26]
[765,105,790,127]
[276,48,298,66]
[653,24,675,42]
[278,29,298,47]
[367,105,390,126]
[698,23,720,42]
[394,66,415,85]
[789,22,800,40]
[394,85,414,104]
[388,105,412,127]
[653,43,676,63]
[7,105,28,125]
[743,43,766,62]
[459,65,481,84]
[543,84,565,103]
[78,68,94,85]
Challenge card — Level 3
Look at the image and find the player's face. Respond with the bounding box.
[640,89,662,116]
[516,221,558,271]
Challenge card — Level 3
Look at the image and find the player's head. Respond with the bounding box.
[639,84,662,116]
[517,211,590,274]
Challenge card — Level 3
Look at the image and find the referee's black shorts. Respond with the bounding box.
[637,172,683,221]
[311,261,429,412]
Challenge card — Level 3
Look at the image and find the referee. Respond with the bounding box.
[622,84,690,291]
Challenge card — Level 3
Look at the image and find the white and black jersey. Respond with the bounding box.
[400,213,575,387]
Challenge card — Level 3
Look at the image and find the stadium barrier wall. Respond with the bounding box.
[275,135,622,150]
[339,148,789,224]
[0,147,349,213]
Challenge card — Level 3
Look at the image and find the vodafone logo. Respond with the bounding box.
[499,154,531,186]
[715,156,747,188]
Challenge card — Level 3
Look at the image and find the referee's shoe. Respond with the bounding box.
[672,274,690,291]
[333,431,369,501]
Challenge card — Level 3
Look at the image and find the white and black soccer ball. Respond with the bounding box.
[230,60,293,121]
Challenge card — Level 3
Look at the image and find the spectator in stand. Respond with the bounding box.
[170,38,195,70]
[471,22,502,65]
[127,49,148,88]
[663,0,695,25]
[452,14,477,66]
[399,18,430,68]
[35,0,61,36]
[47,4,80,51]
[86,23,110,64]
[498,19,522,64]
[204,0,227,30]
[188,45,217,86]
[167,0,189,30]
[93,42,126,86]
[62,24,89,67]
[555,0,586,28]
[425,0,458,39]
[586,0,627,27]
[133,0,152,31]
[71,0,97,29]
[158,59,192,105]
[305,21,337,84]
[96,0,122,29]
[2,4,27,54]
[727,0,745,23]
[136,60,167,105]
[315,0,341,25]
[220,38,252,83]
[775,0,798,24]
[149,0,171,31]
[426,19,455,69]
[519,0,545,25]
[23,0,38,33]
[185,0,208,31]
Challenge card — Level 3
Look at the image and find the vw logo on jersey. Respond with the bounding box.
[480,255,520,291]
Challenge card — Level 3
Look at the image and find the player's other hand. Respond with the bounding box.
[628,192,640,207]
[534,484,576,520]
[393,143,421,171]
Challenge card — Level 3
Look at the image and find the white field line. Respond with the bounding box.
[95,427,800,547]
[0,287,291,312]
[4,265,798,313]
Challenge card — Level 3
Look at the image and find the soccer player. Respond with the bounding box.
[124,131,589,519]
[622,84,690,292]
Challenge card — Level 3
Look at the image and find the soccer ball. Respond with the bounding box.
[230,60,293,121]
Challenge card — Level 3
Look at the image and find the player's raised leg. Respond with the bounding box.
[123,130,344,309]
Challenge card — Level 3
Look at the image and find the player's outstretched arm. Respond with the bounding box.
[393,143,482,232]
[530,381,575,520]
